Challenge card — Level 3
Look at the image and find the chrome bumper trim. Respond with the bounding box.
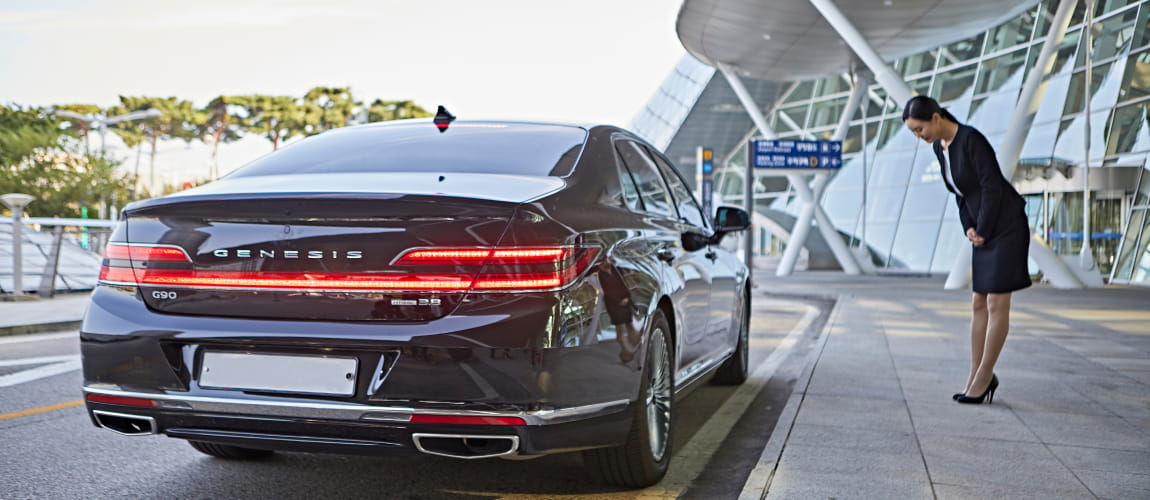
[82,387,629,426]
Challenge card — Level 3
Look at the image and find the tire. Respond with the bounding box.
[712,290,750,385]
[584,311,674,488]
[188,440,275,460]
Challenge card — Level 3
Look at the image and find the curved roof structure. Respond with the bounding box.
[677,0,1041,80]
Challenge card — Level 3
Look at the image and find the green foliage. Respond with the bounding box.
[53,103,103,148]
[105,104,147,149]
[233,95,302,150]
[116,96,199,193]
[0,105,66,168]
[0,146,134,218]
[118,96,200,146]
[302,86,360,135]
[367,99,432,122]
[196,96,248,177]
[3,88,433,208]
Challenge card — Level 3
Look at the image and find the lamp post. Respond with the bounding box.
[52,108,162,153]
[52,107,163,212]
[2,193,36,296]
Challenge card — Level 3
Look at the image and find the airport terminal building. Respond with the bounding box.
[633,0,1150,287]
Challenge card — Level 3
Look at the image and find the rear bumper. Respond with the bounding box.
[81,285,646,457]
[83,387,634,456]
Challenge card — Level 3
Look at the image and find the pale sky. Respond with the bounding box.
[1,0,686,189]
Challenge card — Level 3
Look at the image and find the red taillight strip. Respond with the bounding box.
[410,414,526,426]
[395,247,572,265]
[473,273,563,290]
[134,270,474,291]
[104,243,191,262]
[396,249,493,263]
[85,393,157,407]
[99,244,599,292]
[490,248,569,262]
[98,266,137,284]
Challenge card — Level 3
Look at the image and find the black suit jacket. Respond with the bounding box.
[932,124,1024,242]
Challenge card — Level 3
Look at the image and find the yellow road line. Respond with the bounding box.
[0,399,84,421]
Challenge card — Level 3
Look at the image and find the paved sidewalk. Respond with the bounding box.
[0,292,90,336]
[743,270,1150,500]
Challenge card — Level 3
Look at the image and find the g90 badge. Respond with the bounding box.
[390,298,442,306]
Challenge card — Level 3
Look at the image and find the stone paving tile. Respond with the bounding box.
[1050,337,1146,358]
[805,366,904,400]
[785,423,920,454]
[1073,469,1150,499]
[886,342,968,361]
[767,443,932,500]
[932,482,1096,500]
[906,400,1040,442]
[774,442,929,478]
[792,394,914,433]
[767,474,934,500]
[1124,370,1150,385]
[1070,378,1150,420]
[1047,445,1150,476]
[894,367,967,404]
[995,383,1126,417]
[919,435,1093,494]
[1013,410,1150,451]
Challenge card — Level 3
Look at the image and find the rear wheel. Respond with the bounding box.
[188,440,275,460]
[712,290,750,385]
[584,311,673,488]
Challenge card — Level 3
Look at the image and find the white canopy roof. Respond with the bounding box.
[677,0,1041,80]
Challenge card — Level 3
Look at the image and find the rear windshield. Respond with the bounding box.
[229,122,587,178]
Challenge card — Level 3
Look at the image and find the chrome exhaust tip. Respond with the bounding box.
[92,410,157,436]
[412,433,519,459]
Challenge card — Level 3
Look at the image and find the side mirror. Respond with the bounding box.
[710,206,750,245]
[714,206,751,232]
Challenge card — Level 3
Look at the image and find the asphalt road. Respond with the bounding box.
[0,295,830,500]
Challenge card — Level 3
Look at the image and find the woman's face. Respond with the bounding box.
[904,113,942,143]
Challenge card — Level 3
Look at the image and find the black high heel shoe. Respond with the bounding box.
[953,373,997,400]
[956,375,999,404]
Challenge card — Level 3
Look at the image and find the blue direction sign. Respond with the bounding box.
[750,139,842,170]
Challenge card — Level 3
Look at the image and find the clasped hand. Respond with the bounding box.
[966,228,985,247]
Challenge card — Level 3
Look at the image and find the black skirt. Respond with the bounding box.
[971,208,1032,294]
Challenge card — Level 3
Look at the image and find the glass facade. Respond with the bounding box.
[633,0,1150,287]
[630,56,715,151]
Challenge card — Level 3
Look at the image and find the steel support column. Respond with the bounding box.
[718,63,861,276]
[808,0,914,106]
[777,71,869,276]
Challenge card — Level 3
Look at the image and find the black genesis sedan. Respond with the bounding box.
[81,115,751,487]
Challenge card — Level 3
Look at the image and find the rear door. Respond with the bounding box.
[646,148,739,363]
[615,140,712,374]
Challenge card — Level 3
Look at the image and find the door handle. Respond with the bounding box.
[656,248,675,263]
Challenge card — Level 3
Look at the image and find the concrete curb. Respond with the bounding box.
[0,321,82,337]
[737,296,842,500]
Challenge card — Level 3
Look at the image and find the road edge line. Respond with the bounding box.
[736,298,841,500]
[0,399,84,421]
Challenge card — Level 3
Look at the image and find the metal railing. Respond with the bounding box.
[1,216,116,298]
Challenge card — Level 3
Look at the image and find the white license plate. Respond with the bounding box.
[199,352,358,396]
